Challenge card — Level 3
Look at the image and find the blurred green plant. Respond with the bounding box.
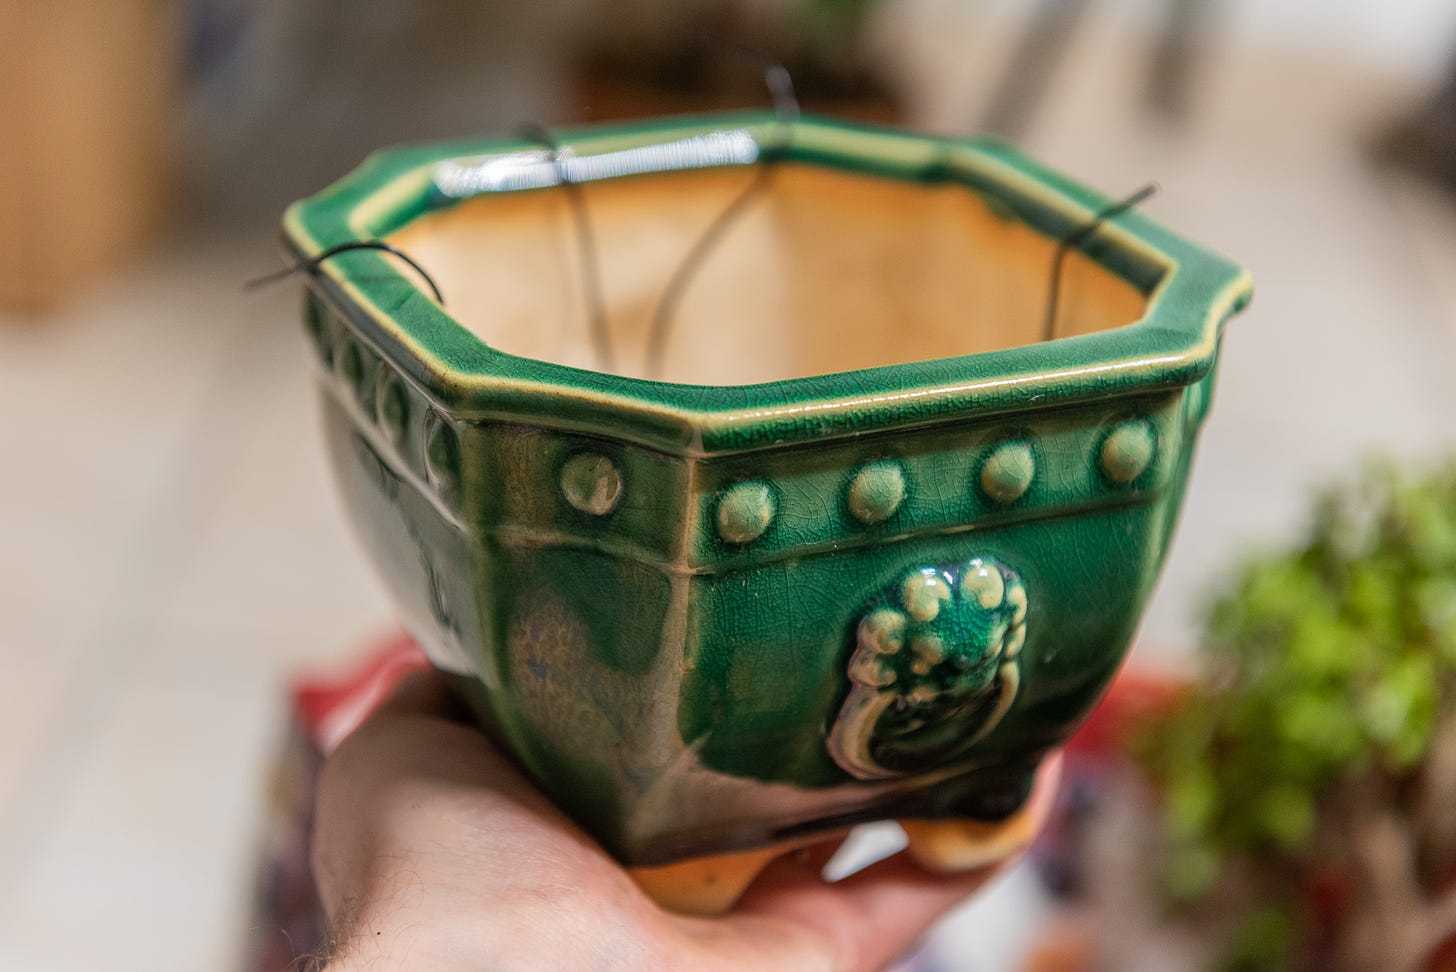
[1138,461,1456,972]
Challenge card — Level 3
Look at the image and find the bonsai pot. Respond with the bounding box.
[282,111,1251,912]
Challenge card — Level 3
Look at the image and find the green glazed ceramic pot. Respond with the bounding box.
[283,112,1250,886]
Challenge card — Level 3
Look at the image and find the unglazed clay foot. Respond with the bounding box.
[899,799,1042,873]
[629,845,785,917]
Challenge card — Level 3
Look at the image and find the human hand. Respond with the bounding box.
[311,669,1061,972]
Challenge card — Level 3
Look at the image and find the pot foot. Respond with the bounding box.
[629,845,783,916]
[900,799,1040,873]
[631,785,1041,915]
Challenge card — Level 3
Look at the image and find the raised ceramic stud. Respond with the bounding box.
[1101,420,1156,484]
[902,569,952,622]
[337,338,377,412]
[859,608,905,655]
[560,453,622,516]
[1006,584,1028,625]
[360,351,380,412]
[961,559,1006,609]
[424,413,461,494]
[1184,380,1206,427]
[303,295,331,363]
[716,481,775,545]
[1004,623,1027,659]
[849,609,904,688]
[337,337,361,386]
[376,372,409,445]
[847,460,906,525]
[910,634,945,675]
[980,441,1035,505]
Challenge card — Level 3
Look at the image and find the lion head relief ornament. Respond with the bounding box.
[826,556,1027,781]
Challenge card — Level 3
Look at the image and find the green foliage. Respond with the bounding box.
[1218,907,1302,972]
[801,0,880,46]
[1135,461,1456,962]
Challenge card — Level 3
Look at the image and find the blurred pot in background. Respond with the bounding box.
[571,0,902,121]
[181,0,585,220]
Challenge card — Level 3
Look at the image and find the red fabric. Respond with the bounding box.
[292,631,429,754]
[1064,669,1188,760]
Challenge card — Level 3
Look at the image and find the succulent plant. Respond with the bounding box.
[1137,461,1456,972]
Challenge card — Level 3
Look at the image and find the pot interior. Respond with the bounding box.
[387,162,1152,385]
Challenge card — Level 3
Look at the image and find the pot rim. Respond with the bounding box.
[283,110,1252,456]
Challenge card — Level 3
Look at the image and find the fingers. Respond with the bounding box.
[311,662,616,926]
[318,669,536,821]
[311,668,508,923]
[309,667,675,969]
[729,754,1063,972]
[731,848,1000,972]
[371,667,459,720]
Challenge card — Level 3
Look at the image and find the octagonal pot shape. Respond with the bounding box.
[282,112,1251,868]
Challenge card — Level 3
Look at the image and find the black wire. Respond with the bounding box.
[254,52,1151,379]
[643,50,801,379]
[515,122,616,374]
[1042,182,1159,343]
[245,240,446,305]
[643,165,776,379]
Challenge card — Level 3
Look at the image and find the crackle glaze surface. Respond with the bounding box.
[284,112,1251,865]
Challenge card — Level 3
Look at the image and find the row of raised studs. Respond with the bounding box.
[313,297,1158,531]
[320,307,464,504]
[714,422,1156,545]
[559,421,1158,546]
[314,297,1158,531]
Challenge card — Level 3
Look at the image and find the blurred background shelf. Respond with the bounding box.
[0,0,175,312]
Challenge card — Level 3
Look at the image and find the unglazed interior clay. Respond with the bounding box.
[388,163,1150,385]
